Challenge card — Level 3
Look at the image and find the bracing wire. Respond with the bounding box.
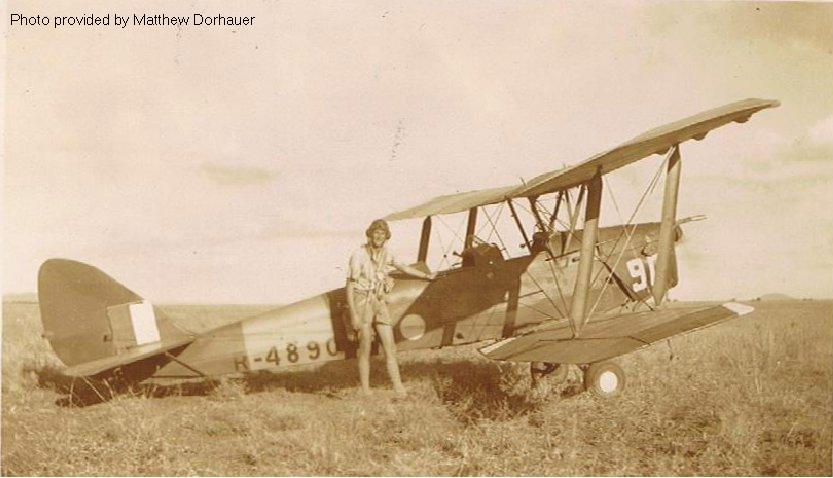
[482,205,511,258]
[513,193,578,323]
[436,213,467,245]
[585,156,669,320]
[476,205,494,237]
[536,198,572,231]
[477,203,505,243]
[517,190,583,324]
[484,203,505,243]
[433,215,467,270]
[534,197,553,227]
[521,267,567,321]
[431,219,448,269]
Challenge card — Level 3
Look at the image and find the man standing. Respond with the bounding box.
[347,219,435,397]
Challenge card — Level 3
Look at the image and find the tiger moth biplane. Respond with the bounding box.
[38,98,779,398]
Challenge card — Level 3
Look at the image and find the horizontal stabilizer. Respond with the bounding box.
[64,338,194,377]
[479,302,753,364]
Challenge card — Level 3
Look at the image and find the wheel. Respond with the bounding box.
[583,361,625,397]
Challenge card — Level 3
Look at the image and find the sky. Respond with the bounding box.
[4,1,833,304]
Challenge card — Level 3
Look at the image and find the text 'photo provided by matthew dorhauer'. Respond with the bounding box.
[9,12,255,29]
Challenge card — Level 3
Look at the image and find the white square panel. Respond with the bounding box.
[129,301,161,345]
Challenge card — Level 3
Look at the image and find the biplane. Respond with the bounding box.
[39,98,778,399]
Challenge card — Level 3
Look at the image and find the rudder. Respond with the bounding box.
[38,259,191,368]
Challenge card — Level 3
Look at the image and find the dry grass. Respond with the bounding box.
[2,300,831,475]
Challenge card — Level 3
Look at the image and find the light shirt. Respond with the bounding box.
[348,244,399,292]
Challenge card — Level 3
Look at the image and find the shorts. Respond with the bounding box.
[352,289,392,327]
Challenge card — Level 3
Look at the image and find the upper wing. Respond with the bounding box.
[478,302,754,364]
[516,98,778,197]
[385,98,778,221]
[383,185,516,222]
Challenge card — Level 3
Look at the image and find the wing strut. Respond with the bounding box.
[548,191,564,232]
[527,196,546,232]
[507,199,532,250]
[417,216,432,263]
[570,171,603,337]
[464,207,477,250]
[563,185,586,253]
[652,144,682,304]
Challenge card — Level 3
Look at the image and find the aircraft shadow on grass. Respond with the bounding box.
[30,358,584,421]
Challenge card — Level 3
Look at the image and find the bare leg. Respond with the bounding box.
[357,322,373,394]
[376,324,405,396]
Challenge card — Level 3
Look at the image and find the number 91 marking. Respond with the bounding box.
[626,254,657,293]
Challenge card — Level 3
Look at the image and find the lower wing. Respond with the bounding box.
[479,302,754,364]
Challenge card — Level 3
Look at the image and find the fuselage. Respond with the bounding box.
[151,222,677,382]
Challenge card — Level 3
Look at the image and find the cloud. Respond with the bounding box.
[200,162,279,186]
[7,1,833,302]
[650,2,833,54]
[809,115,833,146]
[256,219,357,240]
[672,116,833,299]
[727,2,833,54]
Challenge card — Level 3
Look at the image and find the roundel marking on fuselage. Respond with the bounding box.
[399,314,426,341]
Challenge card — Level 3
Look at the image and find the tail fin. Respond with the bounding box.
[38,259,192,370]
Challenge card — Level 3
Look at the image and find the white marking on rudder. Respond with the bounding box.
[722,302,755,316]
[129,301,161,345]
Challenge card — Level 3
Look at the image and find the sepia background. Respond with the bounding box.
[5,1,833,304]
[3,2,832,476]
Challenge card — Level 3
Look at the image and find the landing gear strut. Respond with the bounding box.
[530,361,568,387]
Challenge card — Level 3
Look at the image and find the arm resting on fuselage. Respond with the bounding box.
[393,263,436,280]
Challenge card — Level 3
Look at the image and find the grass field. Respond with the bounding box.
[2,299,831,475]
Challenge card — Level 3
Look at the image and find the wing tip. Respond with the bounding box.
[722,302,755,316]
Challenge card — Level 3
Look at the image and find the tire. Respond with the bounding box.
[583,361,625,398]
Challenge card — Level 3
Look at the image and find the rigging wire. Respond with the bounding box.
[549,191,564,231]
[431,219,449,269]
[513,195,575,319]
[516,292,564,320]
[520,189,584,322]
[477,202,505,243]
[482,204,511,258]
[436,213,467,245]
[476,205,495,237]
[536,197,572,231]
[585,156,668,319]
[521,267,568,321]
[484,203,505,243]
[514,192,581,322]
[433,214,468,270]
[534,197,553,226]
